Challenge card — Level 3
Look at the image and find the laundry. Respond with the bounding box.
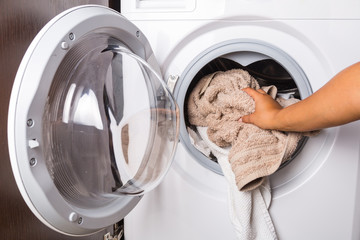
[196,126,278,240]
[187,69,309,191]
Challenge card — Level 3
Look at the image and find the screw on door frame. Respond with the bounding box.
[69,32,75,40]
[29,158,37,167]
[27,119,34,127]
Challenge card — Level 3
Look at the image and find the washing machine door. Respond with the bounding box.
[7,5,179,236]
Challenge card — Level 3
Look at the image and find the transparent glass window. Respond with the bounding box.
[43,33,179,208]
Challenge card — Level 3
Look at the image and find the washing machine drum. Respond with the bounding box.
[7,5,179,236]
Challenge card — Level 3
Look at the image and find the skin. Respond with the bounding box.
[240,62,360,132]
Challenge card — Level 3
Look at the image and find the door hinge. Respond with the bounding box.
[104,231,123,240]
[104,220,124,240]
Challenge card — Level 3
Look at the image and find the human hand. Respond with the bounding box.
[239,88,283,130]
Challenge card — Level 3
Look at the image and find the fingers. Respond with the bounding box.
[240,88,262,124]
[242,87,257,97]
[257,89,266,94]
[242,87,266,100]
[240,88,282,130]
[239,114,252,124]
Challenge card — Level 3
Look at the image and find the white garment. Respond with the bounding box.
[197,127,278,240]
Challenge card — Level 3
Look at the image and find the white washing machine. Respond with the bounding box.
[7,1,360,239]
[121,1,360,239]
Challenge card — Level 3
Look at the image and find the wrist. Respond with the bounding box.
[272,108,289,131]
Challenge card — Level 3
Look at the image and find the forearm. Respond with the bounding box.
[274,62,360,132]
[274,97,337,132]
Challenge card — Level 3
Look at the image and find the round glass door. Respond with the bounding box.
[8,5,179,236]
[45,40,179,205]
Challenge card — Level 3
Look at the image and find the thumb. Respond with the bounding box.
[242,87,264,100]
[239,114,253,124]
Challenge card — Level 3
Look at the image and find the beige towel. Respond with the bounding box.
[187,69,305,191]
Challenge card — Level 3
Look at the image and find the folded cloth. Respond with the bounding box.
[187,69,307,191]
[197,126,278,240]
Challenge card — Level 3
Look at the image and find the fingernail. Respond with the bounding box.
[238,118,243,122]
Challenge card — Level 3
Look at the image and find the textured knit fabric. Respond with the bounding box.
[187,69,305,191]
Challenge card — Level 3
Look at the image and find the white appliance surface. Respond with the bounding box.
[122,0,360,239]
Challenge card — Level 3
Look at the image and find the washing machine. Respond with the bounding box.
[7,1,360,239]
[121,1,360,239]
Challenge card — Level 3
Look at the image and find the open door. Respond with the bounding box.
[8,5,179,236]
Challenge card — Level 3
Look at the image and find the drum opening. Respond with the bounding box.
[182,53,308,172]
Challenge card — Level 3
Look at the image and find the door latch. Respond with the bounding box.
[167,75,179,94]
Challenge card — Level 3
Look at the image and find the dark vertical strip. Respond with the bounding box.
[109,0,121,12]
